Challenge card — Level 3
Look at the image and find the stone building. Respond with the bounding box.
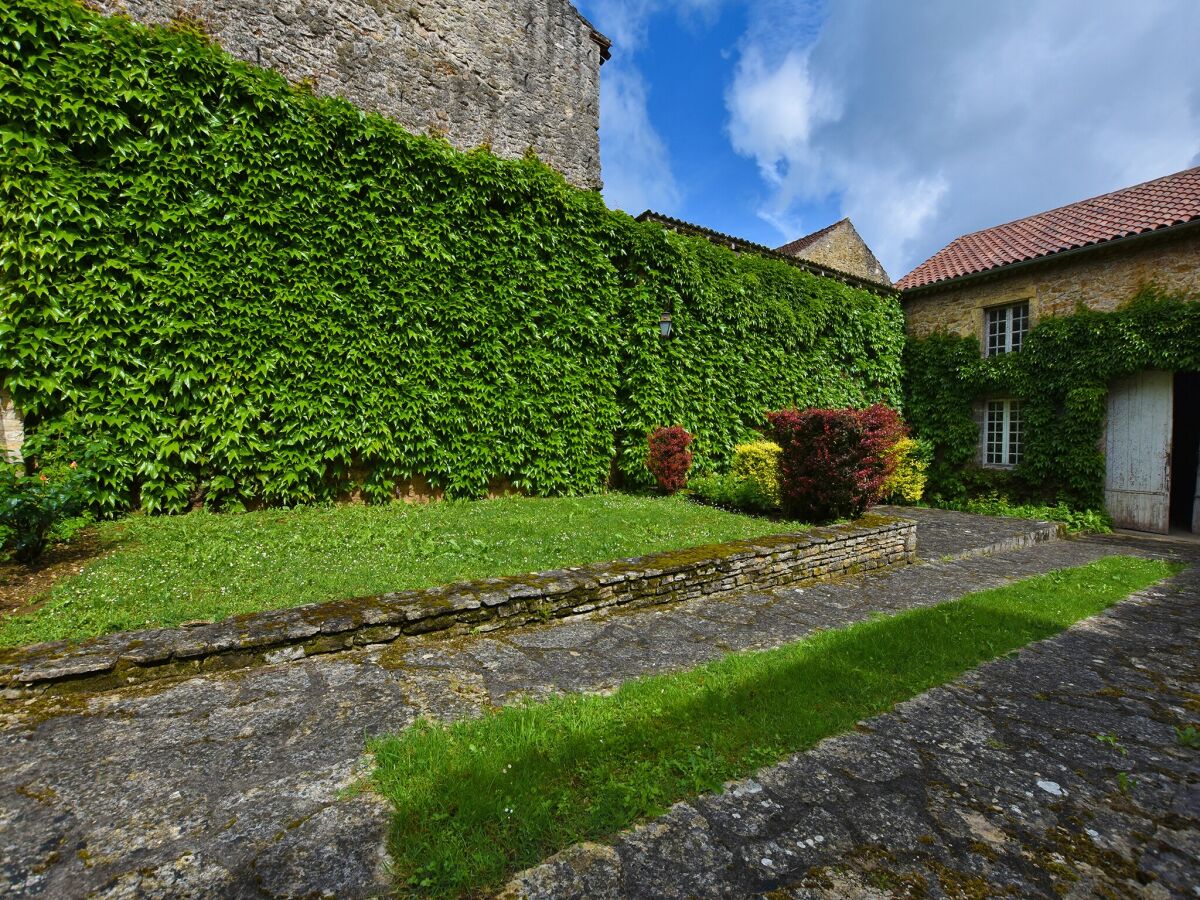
[776,218,892,289]
[636,211,896,296]
[92,0,611,190]
[898,166,1200,533]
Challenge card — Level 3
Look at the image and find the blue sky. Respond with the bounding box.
[576,0,1200,280]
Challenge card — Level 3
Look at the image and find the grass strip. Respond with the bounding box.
[370,555,1179,896]
[928,497,1112,534]
[0,494,806,646]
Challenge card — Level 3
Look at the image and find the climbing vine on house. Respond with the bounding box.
[903,292,1200,508]
[1,0,904,513]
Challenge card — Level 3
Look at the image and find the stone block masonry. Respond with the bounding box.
[0,515,917,696]
[92,0,608,189]
[0,390,22,463]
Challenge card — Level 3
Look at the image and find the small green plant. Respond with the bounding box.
[0,463,91,564]
[1174,725,1200,748]
[937,495,1112,534]
[1095,733,1127,756]
[1115,772,1136,794]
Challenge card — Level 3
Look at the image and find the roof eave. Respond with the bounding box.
[590,30,612,62]
[900,217,1200,299]
[572,9,612,61]
[637,211,899,297]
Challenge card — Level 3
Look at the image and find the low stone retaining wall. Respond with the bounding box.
[873,506,1064,561]
[0,515,916,696]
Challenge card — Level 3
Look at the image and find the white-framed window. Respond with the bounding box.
[984,301,1029,357]
[984,400,1024,467]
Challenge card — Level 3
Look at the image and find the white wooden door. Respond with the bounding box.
[1105,370,1172,533]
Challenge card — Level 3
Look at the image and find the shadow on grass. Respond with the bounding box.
[370,555,1179,896]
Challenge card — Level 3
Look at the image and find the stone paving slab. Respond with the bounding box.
[0,519,1187,897]
[508,541,1200,899]
[873,505,1061,561]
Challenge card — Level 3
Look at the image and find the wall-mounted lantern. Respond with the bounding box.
[659,311,674,339]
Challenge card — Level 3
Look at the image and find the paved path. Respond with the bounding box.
[510,535,1200,899]
[0,517,1191,897]
[873,505,1060,561]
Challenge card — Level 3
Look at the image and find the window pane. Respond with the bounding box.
[985,309,1004,357]
[1008,401,1024,465]
[1011,302,1029,353]
[985,401,1005,464]
[984,301,1030,356]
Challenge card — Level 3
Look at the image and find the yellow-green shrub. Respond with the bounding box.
[881,437,930,504]
[731,441,782,508]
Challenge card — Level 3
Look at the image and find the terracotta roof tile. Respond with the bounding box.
[897,166,1200,291]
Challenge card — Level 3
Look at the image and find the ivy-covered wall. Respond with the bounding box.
[1,0,904,513]
[903,292,1200,508]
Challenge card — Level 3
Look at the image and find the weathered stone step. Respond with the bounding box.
[873,504,1063,561]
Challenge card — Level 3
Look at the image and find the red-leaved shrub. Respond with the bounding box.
[766,405,905,522]
[646,426,694,494]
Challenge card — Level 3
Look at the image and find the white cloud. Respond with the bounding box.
[726,48,838,186]
[838,171,947,280]
[592,0,722,52]
[724,0,1200,276]
[598,67,681,212]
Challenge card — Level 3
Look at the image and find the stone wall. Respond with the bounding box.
[0,515,917,695]
[902,227,1200,339]
[0,390,22,463]
[782,219,892,287]
[92,0,607,189]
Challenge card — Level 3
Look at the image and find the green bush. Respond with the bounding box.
[1,0,905,512]
[730,441,782,507]
[0,463,91,563]
[688,473,776,514]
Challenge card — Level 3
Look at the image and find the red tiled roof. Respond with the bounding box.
[897,166,1200,292]
[775,219,846,256]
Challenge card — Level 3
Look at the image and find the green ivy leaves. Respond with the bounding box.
[1,0,905,512]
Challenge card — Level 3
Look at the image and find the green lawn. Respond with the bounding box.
[0,494,806,646]
[370,555,1179,896]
